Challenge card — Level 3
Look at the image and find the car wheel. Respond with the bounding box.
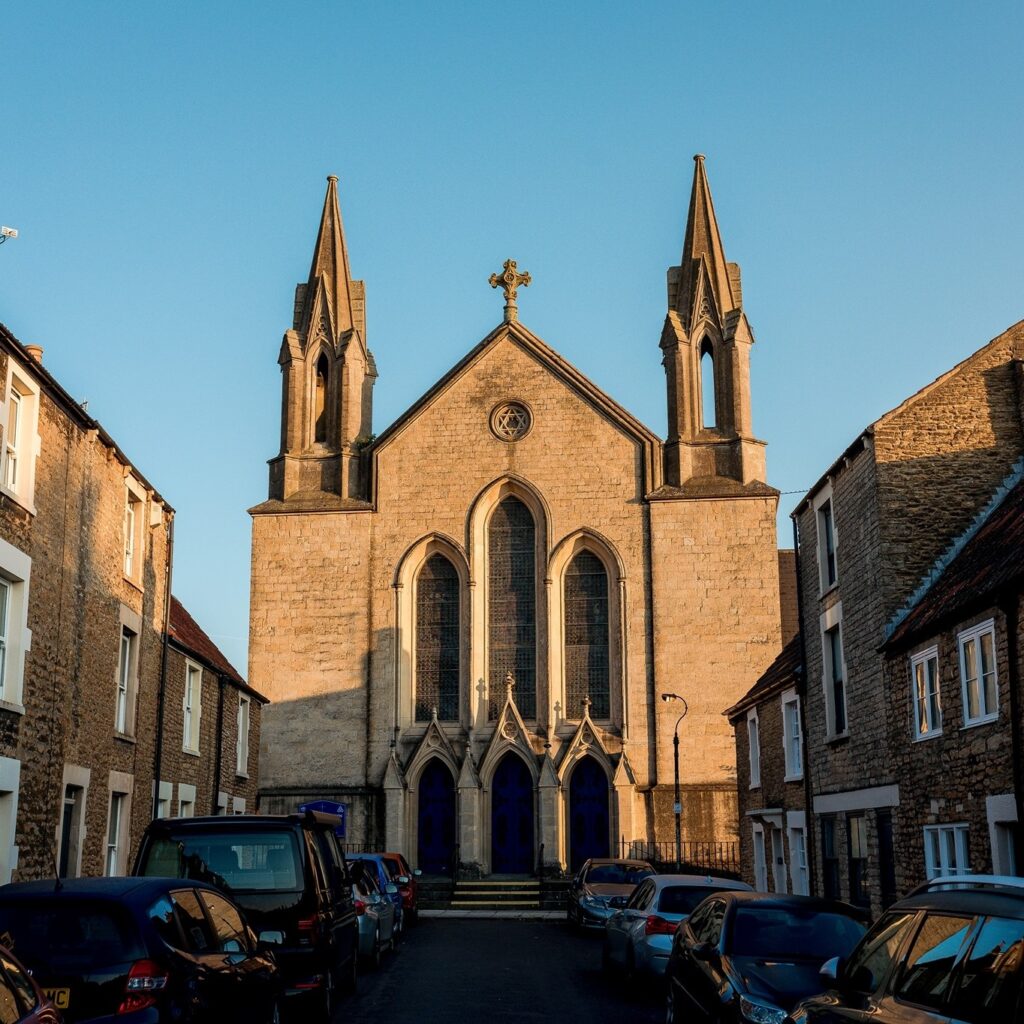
[665,988,675,1024]
[318,968,335,1024]
[269,1000,282,1024]
[370,927,382,971]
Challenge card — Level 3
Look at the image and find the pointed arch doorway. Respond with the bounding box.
[491,753,534,874]
[569,756,610,872]
[417,760,456,876]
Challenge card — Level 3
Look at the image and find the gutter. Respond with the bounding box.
[152,515,175,817]
[999,591,1024,872]
[211,674,226,814]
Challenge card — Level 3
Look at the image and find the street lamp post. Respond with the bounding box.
[661,693,688,871]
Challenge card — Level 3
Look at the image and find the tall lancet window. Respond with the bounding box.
[314,354,329,443]
[415,554,460,722]
[488,497,536,719]
[565,551,610,719]
[700,338,716,429]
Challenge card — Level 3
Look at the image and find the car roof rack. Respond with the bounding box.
[908,874,1024,896]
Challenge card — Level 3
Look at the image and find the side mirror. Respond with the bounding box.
[397,875,411,885]
[386,882,399,895]
[693,941,717,962]
[820,956,842,983]
[258,929,285,947]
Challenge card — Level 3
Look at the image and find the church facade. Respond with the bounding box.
[249,158,783,876]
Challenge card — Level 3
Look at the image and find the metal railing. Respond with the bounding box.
[621,838,741,878]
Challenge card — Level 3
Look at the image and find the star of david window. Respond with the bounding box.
[490,402,532,442]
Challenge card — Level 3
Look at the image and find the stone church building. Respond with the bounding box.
[249,157,783,876]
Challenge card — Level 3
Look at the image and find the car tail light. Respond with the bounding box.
[118,959,168,1014]
[297,914,320,945]
[354,899,367,916]
[644,915,678,936]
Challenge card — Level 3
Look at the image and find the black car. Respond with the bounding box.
[791,876,1024,1024]
[132,812,358,1022]
[0,876,279,1023]
[664,891,868,1024]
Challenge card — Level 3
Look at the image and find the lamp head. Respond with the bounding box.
[661,692,677,703]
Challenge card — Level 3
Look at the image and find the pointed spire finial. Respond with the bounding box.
[300,176,356,337]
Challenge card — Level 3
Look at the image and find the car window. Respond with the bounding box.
[317,831,347,884]
[305,833,332,897]
[659,886,737,916]
[172,890,216,954]
[0,954,35,1013]
[686,901,710,938]
[729,907,866,959]
[140,830,304,893]
[895,913,974,1011]
[149,895,186,950]
[0,970,21,1024]
[199,891,250,954]
[627,881,652,910]
[586,864,654,885]
[844,911,918,993]
[948,915,1024,1022]
[693,899,727,945]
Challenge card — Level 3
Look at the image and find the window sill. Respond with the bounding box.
[113,731,136,744]
[962,715,998,730]
[0,484,36,517]
[818,581,839,601]
[824,732,850,746]
[235,771,249,781]
[784,773,804,784]
[182,747,200,758]
[0,699,25,717]
[749,782,761,791]
[123,574,144,594]
[913,729,944,743]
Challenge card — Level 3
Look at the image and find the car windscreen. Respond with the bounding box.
[729,906,866,959]
[139,829,304,893]
[587,864,654,886]
[0,901,143,973]
[658,886,735,914]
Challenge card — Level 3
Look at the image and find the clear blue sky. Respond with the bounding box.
[2,2,1022,672]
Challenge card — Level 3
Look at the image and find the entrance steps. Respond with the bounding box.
[451,878,540,910]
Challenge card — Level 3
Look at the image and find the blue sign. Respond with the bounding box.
[298,800,347,838]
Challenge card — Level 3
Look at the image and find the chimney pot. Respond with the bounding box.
[25,344,43,364]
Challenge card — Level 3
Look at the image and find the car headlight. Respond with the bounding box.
[582,895,605,908]
[739,995,787,1024]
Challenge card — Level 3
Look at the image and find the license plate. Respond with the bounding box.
[43,988,70,1010]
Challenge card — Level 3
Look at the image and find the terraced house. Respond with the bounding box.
[250,159,786,876]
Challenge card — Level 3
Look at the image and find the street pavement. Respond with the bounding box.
[339,918,664,1023]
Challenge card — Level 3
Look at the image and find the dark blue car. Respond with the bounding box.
[347,855,404,938]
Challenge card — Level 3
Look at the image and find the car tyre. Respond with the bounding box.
[665,988,675,1024]
[370,927,382,971]
[268,1000,282,1024]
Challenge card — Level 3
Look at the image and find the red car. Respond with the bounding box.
[381,853,421,924]
[0,944,61,1023]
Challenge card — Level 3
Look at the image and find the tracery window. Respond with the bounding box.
[564,550,610,718]
[415,554,460,722]
[488,497,536,719]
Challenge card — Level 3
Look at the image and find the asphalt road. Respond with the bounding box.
[339,918,665,1023]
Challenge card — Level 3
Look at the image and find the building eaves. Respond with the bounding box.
[0,322,174,514]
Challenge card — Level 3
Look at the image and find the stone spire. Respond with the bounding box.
[672,155,737,323]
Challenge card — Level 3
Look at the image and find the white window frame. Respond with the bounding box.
[752,823,768,891]
[183,661,202,754]
[958,620,998,726]
[0,360,40,514]
[820,602,849,738]
[910,645,942,740]
[104,772,133,877]
[787,815,809,896]
[747,708,761,788]
[0,540,31,711]
[923,823,970,880]
[0,757,21,886]
[122,477,146,583]
[781,687,803,780]
[232,796,246,815]
[177,783,197,819]
[236,695,250,777]
[115,628,134,734]
[770,827,788,893]
[153,779,172,819]
[812,483,839,594]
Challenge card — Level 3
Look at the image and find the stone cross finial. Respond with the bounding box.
[582,694,593,716]
[430,705,439,723]
[504,671,516,699]
[489,259,531,323]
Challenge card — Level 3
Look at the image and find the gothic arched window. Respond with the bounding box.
[700,338,716,430]
[314,354,329,443]
[415,554,460,722]
[488,496,536,719]
[564,550,610,718]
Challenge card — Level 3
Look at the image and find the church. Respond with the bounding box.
[249,157,784,876]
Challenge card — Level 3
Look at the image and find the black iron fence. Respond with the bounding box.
[620,839,741,878]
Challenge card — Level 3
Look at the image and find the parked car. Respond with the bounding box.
[0,877,280,1024]
[347,854,405,937]
[603,873,753,979]
[133,812,358,1023]
[380,853,421,924]
[567,858,656,930]
[664,891,868,1024]
[791,875,1024,1024]
[352,871,398,970]
[0,942,61,1023]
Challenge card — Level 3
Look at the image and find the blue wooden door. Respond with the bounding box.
[491,754,534,874]
[569,756,610,872]
[417,760,456,875]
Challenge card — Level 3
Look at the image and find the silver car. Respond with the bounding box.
[352,872,398,969]
[603,873,752,978]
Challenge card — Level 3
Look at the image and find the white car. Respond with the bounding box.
[602,873,753,978]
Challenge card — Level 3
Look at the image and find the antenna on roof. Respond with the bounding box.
[0,227,18,246]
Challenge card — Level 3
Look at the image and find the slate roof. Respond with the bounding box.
[885,477,1024,651]
[169,597,266,701]
[724,633,802,722]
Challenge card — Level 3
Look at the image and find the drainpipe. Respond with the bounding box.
[791,513,817,896]
[153,514,175,819]
[999,591,1024,872]
[211,675,226,815]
